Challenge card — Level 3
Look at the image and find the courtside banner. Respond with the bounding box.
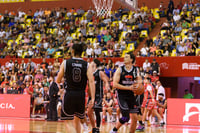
[0,56,200,77]
[0,94,30,118]
[167,98,200,126]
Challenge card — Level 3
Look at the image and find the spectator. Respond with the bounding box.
[143,59,151,72]
[183,89,194,99]
[156,81,166,100]
[151,59,160,74]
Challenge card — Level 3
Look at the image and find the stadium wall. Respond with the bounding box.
[0,0,198,13]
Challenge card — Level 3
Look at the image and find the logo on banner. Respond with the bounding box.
[0,103,15,110]
[182,63,200,70]
[183,103,200,122]
[159,62,169,69]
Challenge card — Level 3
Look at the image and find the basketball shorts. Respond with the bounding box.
[88,95,103,112]
[61,90,85,120]
[117,92,138,117]
[142,99,157,110]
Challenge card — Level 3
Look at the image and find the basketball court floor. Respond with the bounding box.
[0,118,199,133]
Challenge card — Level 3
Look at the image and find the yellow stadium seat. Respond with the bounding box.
[140,30,148,38]
[111,21,118,27]
[35,34,41,40]
[54,51,62,58]
[77,33,82,38]
[127,43,135,51]
[22,52,28,58]
[81,51,85,58]
[153,13,160,20]
[182,36,188,42]
[196,16,200,23]
[175,36,181,41]
[156,49,163,55]
[17,34,23,41]
[121,50,128,57]
[171,49,177,56]
[154,8,160,13]
[92,38,97,44]
[181,29,188,36]
[196,49,200,55]
[132,25,136,30]
[53,28,58,34]
[121,31,128,38]
[20,24,25,29]
[76,28,81,33]
[187,11,191,17]
[160,30,167,37]
[87,38,93,43]
[7,40,13,47]
[122,15,128,21]
[152,36,156,41]
[71,33,77,39]
[102,50,108,56]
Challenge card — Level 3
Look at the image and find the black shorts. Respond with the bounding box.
[88,96,103,112]
[117,91,138,117]
[61,90,85,120]
[136,93,144,107]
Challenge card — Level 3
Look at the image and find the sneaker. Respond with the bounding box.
[160,122,165,127]
[136,125,145,131]
[83,124,90,133]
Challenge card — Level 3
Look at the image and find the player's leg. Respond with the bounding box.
[74,116,81,133]
[129,113,138,133]
[102,106,107,123]
[110,96,130,133]
[87,103,95,128]
[65,120,77,132]
[94,109,101,132]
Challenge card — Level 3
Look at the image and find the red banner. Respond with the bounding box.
[167,98,200,126]
[0,94,30,118]
[0,56,200,77]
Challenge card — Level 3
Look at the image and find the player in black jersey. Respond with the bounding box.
[56,43,95,133]
[110,51,143,133]
[87,59,110,133]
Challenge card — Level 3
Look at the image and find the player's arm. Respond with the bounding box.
[87,63,96,103]
[100,71,110,90]
[148,87,155,103]
[56,61,64,84]
[113,67,133,91]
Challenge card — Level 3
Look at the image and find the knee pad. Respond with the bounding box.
[119,116,130,124]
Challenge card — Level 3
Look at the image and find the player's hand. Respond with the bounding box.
[132,84,138,93]
[89,99,95,107]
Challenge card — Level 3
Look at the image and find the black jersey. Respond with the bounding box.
[94,69,103,99]
[117,65,138,96]
[64,58,88,91]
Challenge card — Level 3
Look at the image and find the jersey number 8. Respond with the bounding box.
[72,68,81,82]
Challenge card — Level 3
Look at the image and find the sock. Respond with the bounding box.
[92,128,96,133]
[113,127,118,131]
[139,121,144,125]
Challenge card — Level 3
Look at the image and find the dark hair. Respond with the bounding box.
[126,51,135,63]
[93,59,101,67]
[158,93,164,96]
[72,43,84,57]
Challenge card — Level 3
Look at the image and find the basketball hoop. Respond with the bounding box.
[92,0,114,17]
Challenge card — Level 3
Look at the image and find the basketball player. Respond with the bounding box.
[110,52,143,133]
[142,77,164,128]
[87,59,110,133]
[56,43,95,133]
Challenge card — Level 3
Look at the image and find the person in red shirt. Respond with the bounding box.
[150,71,159,86]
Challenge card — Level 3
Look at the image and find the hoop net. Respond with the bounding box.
[92,0,114,17]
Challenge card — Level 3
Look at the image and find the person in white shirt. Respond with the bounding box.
[86,45,93,57]
[140,44,149,56]
[173,12,181,22]
[94,45,102,57]
[156,81,166,100]
[142,59,151,71]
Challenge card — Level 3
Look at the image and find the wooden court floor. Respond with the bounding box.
[0,118,199,133]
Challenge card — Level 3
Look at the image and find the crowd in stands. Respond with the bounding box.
[139,0,200,57]
[0,3,159,58]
